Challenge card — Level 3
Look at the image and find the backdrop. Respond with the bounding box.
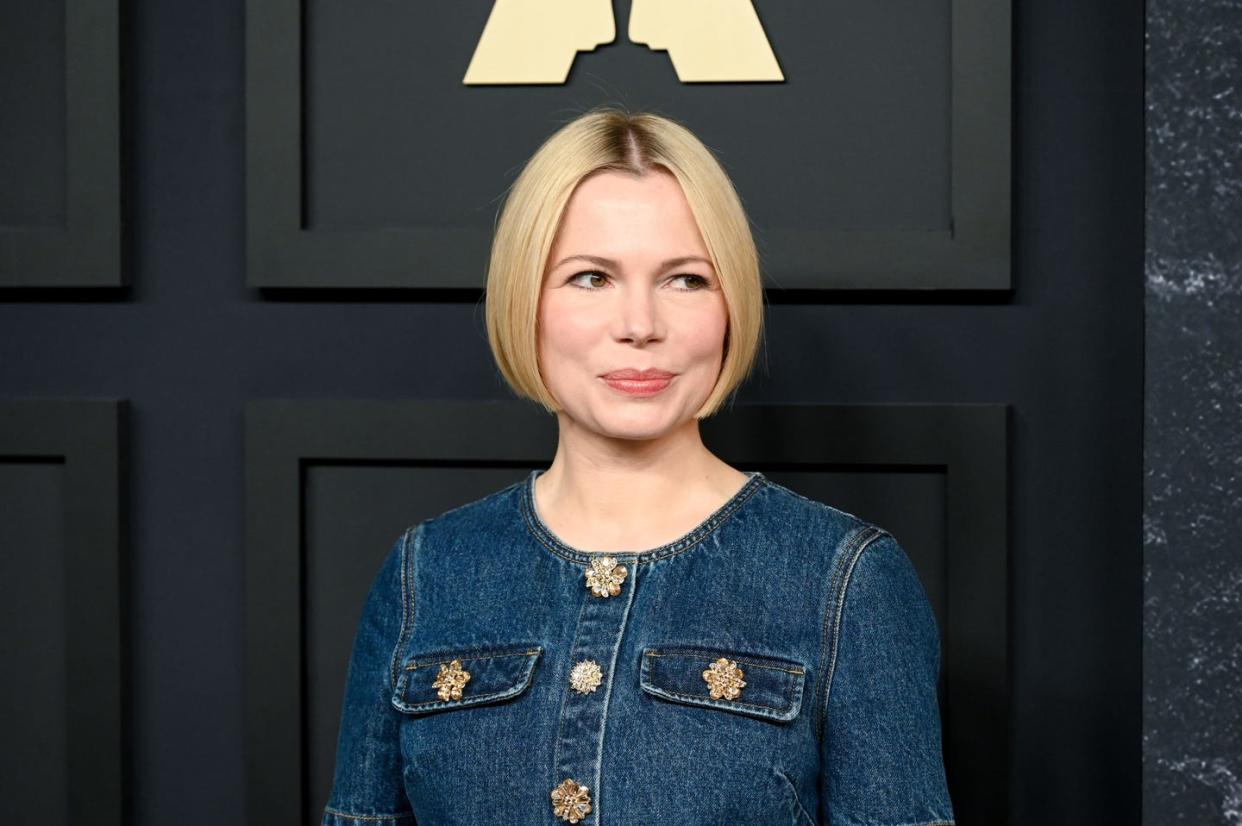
[0,1,1169,824]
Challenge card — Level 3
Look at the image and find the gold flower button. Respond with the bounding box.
[702,656,746,700]
[584,555,627,598]
[569,659,603,694]
[431,659,471,701]
[551,777,592,823]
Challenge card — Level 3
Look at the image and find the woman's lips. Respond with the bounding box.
[600,375,674,396]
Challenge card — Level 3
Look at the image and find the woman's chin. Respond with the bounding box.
[592,408,690,441]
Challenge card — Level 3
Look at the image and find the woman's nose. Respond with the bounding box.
[615,288,662,345]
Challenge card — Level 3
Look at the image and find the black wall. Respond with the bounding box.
[0,1,1152,824]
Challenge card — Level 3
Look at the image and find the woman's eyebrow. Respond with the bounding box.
[552,254,714,271]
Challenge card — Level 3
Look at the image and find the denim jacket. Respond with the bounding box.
[323,469,955,825]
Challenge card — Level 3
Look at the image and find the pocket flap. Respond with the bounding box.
[392,643,542,715]
[640,645,806,723]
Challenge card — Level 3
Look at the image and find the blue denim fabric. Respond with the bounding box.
[323,469,955,825]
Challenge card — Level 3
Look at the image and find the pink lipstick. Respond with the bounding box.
[600,368,676,397]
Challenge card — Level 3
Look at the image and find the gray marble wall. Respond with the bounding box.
[1144,1,1242,823]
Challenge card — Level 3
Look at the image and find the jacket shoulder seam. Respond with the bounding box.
[814,524,890,743]
[388,522,423,691]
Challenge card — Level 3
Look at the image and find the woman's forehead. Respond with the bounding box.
[553,171,707,257]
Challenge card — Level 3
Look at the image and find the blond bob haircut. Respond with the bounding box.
[485,106,765,420]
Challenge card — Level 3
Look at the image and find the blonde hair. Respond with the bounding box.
[484,106,765,419]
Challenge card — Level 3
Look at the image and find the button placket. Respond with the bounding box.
[550,557,637,824]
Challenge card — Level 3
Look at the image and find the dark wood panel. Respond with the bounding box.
[0,399,127,825]
[0,0,123,288]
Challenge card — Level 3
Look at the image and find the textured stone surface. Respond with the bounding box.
[1144,1,1242,823]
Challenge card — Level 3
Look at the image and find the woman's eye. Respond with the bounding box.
[567,271,609,289]
[671,274,710,290]
[566,271,711,290]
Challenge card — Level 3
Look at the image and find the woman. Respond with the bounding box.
[323,107,955,825]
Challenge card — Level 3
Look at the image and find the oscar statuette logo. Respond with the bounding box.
[463,0,782,85]
[463,0,616,85]
[628,0,782,82]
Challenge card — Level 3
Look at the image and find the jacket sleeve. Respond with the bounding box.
[818,530,956,826]
[322,526,420,826]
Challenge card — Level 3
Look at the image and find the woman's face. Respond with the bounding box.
[537,168,729,440]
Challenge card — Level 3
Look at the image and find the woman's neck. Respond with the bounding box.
[533,422,750,554]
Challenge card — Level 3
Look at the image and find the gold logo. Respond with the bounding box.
[464,0,783,85]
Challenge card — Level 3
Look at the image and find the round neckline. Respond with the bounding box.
[520,467,766,566]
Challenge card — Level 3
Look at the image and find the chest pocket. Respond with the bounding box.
[391,643,543,715]
[639,645,806,723]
